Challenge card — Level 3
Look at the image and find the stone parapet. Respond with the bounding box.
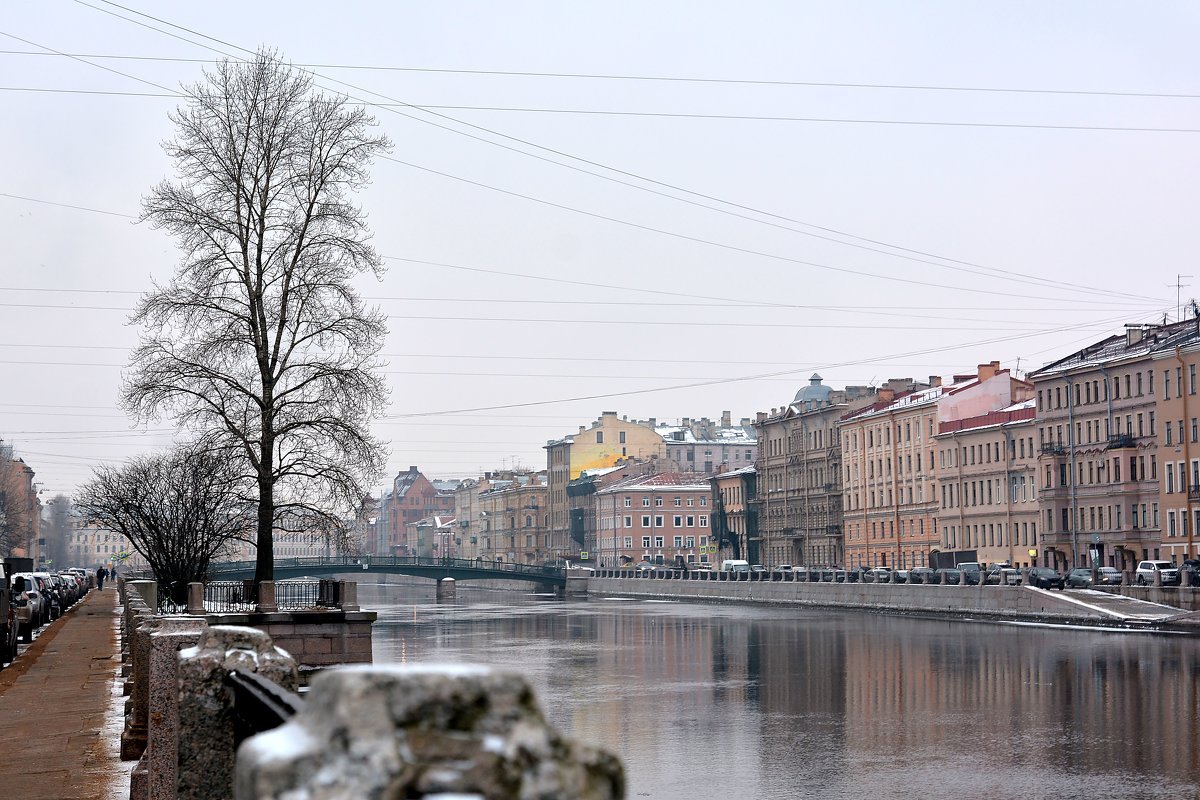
[234,664,624,800]
[202,609,377,668]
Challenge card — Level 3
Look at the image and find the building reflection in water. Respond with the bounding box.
[363,582,1200,799]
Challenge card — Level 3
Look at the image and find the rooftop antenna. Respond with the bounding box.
[1169,274,1192,322]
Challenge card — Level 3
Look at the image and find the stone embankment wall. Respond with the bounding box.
[584,576,1196,624]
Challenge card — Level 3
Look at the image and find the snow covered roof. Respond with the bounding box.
[597,471,713,494]
[714,464,756,479]
[1030,319,1200,378]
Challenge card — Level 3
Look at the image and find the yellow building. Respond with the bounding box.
[545,412,666,561]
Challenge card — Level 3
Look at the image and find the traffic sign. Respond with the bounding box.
[579,551,589,560]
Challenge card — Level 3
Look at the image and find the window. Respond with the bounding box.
[699,515,709,527]
[619,431,626,444]
[673,515,683,527]
[655,497,664,507]
[624,516,632,528]
[623,536,632,548]
[686,516,695,527]
[642,536,651,548]
[674,536,683,547]
[654,515,664,527]
[641,515,651,527]
[596,431,603,444]
[623,497,631,507]
[673,497,682,507]
[700,497,708,506]
[686,497,694,507]
[642,497,650,507]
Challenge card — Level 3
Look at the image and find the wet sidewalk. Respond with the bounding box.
[0,586,127,798]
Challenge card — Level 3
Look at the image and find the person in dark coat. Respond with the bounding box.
[96,566,106,590]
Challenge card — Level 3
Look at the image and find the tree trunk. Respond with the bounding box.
[255,431,274,583]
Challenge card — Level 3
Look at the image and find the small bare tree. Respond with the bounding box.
[125,51,391,583]
[75,445,251,602]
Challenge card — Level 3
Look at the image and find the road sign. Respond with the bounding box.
[1028,549,1038,558]
[1091,533,1101,544]
[579,551,589,560]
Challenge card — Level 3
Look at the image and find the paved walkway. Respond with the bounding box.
[0,586,127,798]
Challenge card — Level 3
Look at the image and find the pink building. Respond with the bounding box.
[594,472,713,567]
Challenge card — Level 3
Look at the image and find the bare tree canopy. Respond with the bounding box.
[75,445,251,601]
[124,51,391,583]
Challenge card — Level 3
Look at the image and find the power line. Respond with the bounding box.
[57,3,1164,305]
[5,49,1200,100]
[7,86,1199,134]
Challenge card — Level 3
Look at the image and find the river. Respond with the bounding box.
[359,580,1199,799]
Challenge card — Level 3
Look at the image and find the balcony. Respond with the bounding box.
[1106,434,1136,450]
[825,524,841,536]
[1039,443,1066,456]
[1189,487,1200,502]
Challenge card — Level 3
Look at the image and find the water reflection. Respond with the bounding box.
[360,580,1199,799]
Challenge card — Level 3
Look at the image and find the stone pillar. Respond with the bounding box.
[1018,569,1029,586]
[957,570,967,586]
[134,619,208,800]
[187,582,205,615]
[235,664,624,800]
[256,580,277,613]
[338,580,360,612]
[1153,569,1163,587]
[127,580,158,613]
[177,625,297,800]
[436,577,457,602]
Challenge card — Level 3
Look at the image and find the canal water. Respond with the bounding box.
[360,580,1200,799]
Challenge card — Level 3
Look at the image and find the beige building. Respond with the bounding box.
[545,412,667,561]
[841,363,1029,570]
[935,400,1040,567]
[476,476,549,564]
[1029,322,1195,570]
[753,375,875,567]
[1150,322,1200,563]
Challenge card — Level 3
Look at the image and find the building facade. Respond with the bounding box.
[711,465,755,564]
[1029,322,1195,570]
[753,375,875,568]
[1153,328,1200,563]
[595,472,713,566]
[935,401,1040,567]
[545,413,667,562]
[374,467,454,556]
[841,364,1029,570]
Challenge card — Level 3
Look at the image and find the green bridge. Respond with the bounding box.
[207,556,566,588]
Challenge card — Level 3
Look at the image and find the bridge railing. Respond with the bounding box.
[208,555,566,581]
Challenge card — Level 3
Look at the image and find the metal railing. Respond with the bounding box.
[207,555,566,580]
[204,580,345,613]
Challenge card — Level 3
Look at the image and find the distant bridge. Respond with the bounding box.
[207,556,566,587]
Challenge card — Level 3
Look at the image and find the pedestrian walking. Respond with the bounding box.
[96,566,106,591]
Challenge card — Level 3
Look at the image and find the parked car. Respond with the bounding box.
[750,564,767,574]
[934,567,962,584]
[866,567,893,583]
[773,564,793,573]
[1028,567,1066,590]
[957,562,982,585]
[1181,559,1200,587]
[1135,560,1180,586]
[11,573,43,642]
[893,569,909,584]
[33,573,61,620]
[1096,566,1123,585]
[1066,568,1096,588]
[908,567,935,584]
[0,562,13,662]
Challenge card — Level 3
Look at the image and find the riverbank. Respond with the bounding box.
[583,575,1200,632]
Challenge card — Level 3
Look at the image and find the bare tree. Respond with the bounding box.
[124,51,391,583]
[75,445,252,601]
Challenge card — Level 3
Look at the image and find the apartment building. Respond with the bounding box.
[374,466,454,556]
[711,465,755,564]
[476,476,549,564]
[656,411,757,475]
[545,412,667,561]
[841,363,1028,570]
[935,400,1039,567]
[1149,321,1200,563]
[1029,321,1198,570]
[753,375,875,567]
[594,472,713,566]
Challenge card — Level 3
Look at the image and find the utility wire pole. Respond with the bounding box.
[1169,274,1193,322]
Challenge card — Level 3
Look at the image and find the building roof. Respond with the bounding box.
[1030,319,1200,378]
[841,378,975,423]
[794,373,833,404]
[714,464,756,479]
[596,471,712,494]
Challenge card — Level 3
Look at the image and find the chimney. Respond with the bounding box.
[648,418,657,429]
[977,360,1000,381]
[683,417,691,427]
[929,375,942,388]
[756,412,767,423]
[722,410,732,427]
[409,466,418,473]
[602,411,617,417]
[877,388,896,403]
[1126,324,1145,347]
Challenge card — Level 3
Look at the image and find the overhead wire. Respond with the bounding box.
[52,2,1167,305]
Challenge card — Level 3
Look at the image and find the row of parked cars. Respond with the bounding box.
[0,564,95,663]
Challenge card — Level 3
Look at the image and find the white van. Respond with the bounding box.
[720,559,750,573]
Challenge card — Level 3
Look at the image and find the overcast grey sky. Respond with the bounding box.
[3,1,1198,498]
